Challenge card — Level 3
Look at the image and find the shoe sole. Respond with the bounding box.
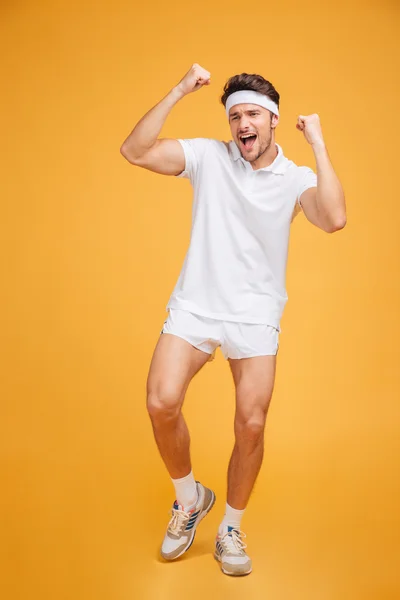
[213,551,252,576]
[162,490,216,561]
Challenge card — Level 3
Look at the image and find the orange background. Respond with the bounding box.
[1,1,399,598]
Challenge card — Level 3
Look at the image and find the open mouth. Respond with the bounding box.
[239,133,257,151]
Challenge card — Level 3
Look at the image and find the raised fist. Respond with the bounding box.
[296,113,325,147]
[176,63,211,95]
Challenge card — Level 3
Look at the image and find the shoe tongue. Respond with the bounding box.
[173,500,193,513]
[174,498,198,513]
[218,525,239,537]
[227,525,239,534]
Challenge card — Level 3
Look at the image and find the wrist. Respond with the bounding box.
[311,139,326,152]
[171,85,186,101]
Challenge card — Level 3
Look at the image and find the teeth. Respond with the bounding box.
[241,134,256,140]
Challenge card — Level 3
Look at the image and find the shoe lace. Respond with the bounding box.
[168,507,190,536]
[221,529,247,555]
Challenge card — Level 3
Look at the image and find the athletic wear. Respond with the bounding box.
[166,139,317,331]
[219,503,245,534]
[161,481,216,560]
[214,526,252,576]
[161,307,279,360]
[171,470,198,510]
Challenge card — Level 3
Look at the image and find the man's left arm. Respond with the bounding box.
[296,114,347,233]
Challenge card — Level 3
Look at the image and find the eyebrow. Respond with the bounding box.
[229,108,261,119]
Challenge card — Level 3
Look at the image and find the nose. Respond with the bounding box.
[238,115,251,131]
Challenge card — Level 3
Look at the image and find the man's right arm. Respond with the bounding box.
[120,64,211,176]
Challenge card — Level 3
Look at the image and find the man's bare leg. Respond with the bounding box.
[227,355,277,509]
[146,332,211,479]
[148,332,216,561]
[213,355,276,576]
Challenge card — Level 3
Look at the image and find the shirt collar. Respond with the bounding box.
[229,141,288,175]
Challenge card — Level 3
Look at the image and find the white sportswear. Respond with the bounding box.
[166,139,317,331]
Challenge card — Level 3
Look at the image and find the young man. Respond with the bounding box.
[120,64,346,576]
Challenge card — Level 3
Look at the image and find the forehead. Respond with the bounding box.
[228,103,266,118]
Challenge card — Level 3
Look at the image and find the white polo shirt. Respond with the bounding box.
[166,138,317,331]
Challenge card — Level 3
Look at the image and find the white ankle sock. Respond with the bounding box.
[219,502,245,534]
[171,470,198,510]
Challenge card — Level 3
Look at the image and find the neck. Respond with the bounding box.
[250,136,278,171]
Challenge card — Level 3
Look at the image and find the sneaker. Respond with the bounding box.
[214,526,252,576]
[161,481,216,560]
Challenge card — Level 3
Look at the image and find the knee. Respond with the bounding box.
[146,386,182,423]
[235,415,266,445]
[234,395,269,446]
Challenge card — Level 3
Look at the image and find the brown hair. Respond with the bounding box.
[220,73,280,108]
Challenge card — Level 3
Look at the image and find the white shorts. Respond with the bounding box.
[161,308,279,360]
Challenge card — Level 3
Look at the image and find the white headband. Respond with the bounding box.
[225,90,279,118]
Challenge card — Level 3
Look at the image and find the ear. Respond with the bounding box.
[271,114,279,129]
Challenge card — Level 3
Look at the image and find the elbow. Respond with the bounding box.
[120,143,141,165]
[120,143,131,162]
[325,214,347,233]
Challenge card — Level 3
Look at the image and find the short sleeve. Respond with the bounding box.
[296,166,317,207]
[175,138,211,183]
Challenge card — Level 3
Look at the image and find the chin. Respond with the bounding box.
[241,149,259,162]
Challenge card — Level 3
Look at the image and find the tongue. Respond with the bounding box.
[243,136,256,150]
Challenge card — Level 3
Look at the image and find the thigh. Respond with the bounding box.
[229,355,277,419]
[147,329,211,409]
